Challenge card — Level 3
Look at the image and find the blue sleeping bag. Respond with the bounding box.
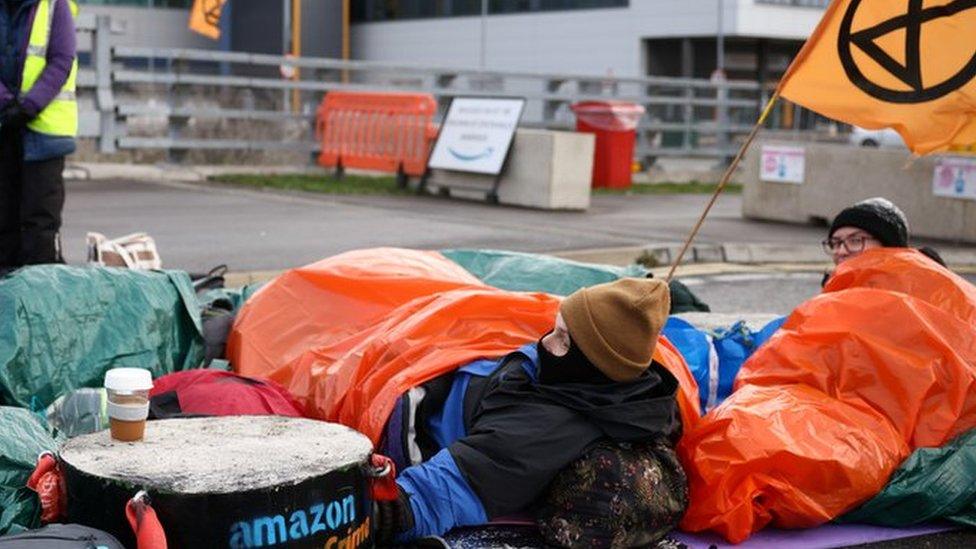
[662,316,785,413]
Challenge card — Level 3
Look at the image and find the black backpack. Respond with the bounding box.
[0,524,124,549]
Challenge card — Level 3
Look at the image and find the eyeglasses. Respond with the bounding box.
[821,234,876,255]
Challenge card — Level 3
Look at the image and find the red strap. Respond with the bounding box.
[26,454,65,523]
[125,493,168,549]
[369,454,399,502]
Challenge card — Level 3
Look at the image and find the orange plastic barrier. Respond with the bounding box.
[315,91,438,177]
[226,248,700,444]
[678,249,976,543]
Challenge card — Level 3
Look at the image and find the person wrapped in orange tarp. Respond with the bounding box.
[679,248,976,543]
[226,247,701,544]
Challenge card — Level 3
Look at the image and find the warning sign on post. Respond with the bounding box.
[760,145,805,184]
[933,157,976,201]
[428,97,525,175]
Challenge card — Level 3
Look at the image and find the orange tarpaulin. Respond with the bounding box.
[679,249,976,543]
[779,0,976,154]
[226,248,700,444]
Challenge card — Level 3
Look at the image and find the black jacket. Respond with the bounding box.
[448,352,682,518]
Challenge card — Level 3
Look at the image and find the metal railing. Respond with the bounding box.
[78,16,782,164]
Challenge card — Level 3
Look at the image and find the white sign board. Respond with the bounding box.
[760,145,806,184]
[933,156,976,201]
[428,97,525,175]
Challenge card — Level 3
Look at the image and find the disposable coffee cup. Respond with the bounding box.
[104,368,153,442]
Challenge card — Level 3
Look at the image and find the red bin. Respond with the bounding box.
[571,101,645,189]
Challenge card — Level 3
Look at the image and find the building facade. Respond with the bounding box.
[351,0,829,88]
[76,0,826,87]
[77,0,342,57]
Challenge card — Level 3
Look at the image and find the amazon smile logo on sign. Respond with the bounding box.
[428,97,526,175]
[448,146,495,161]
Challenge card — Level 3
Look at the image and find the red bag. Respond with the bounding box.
[149,370,304,418]
[679,249,976,543]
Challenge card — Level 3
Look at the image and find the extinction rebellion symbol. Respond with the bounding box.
[199,0,224,26]
[839,0,976,103]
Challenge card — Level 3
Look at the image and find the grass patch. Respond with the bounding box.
[594,181,742,195]
[209,173,411,195]
[209,174,742,197]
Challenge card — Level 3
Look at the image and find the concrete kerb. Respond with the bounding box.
[224,270,286,288]
[63,161,363,183]
[552,244,832,269]
[558,243,976,269]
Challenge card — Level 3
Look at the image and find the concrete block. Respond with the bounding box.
[427,129,594,210]
[721,243,754,264]
[691,245,725,263]
[643,246,679,267]
[743,140,976,243]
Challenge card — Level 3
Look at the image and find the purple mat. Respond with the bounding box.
[673,523,956,548]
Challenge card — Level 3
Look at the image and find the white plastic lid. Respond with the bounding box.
[104,368,153,392]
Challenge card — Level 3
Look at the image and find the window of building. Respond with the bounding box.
[77,0,194,8]
[353,0,629,23]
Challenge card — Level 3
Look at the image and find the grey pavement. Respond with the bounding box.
[62,178,833,273]
[682,270,825,315]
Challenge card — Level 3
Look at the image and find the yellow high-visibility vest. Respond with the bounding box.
[20,0,78,137]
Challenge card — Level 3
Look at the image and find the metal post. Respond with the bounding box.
[291,0,301,113]
[92,15,116,153]
[342,0,350,83]
[479,0,487,70]
[716,0,725,75]
[282,0,291,112]
[168,55,189,164]
[681,38,694,153]
[715,0,730,163]
[218,0,232,76]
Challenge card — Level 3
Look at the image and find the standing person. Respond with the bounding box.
[0,0,78,268]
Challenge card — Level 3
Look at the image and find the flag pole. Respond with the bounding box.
[664,89,781,282]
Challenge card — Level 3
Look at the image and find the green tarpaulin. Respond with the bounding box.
[441,249,648,296]
[0,407,57,535]
[839,429,976,528]
[440,249,709,313]
[0,266,204,411]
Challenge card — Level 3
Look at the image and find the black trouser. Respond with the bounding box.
[0,127,65,268]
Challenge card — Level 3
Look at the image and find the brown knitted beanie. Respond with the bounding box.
[560,278,670,382]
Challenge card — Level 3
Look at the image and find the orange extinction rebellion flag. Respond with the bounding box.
[189,0,227,40]
[779,0,976,154]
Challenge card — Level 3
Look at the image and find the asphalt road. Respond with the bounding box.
[62,178,826,273]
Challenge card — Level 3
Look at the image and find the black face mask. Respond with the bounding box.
[537,332,613,385]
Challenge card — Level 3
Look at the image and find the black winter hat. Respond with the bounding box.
[828,197,909,247]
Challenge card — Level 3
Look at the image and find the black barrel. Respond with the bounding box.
[60,416,375,549]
